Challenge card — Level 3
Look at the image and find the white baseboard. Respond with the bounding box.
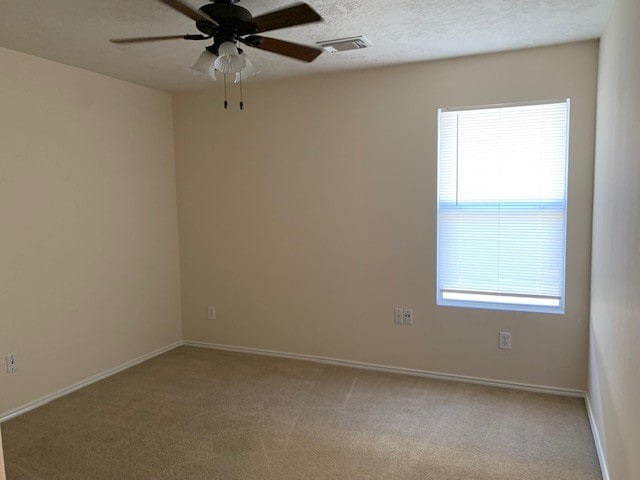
[585,395,611,480]
[0,341,183,423]
[183,340,585,398]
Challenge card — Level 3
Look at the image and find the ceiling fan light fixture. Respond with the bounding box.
[110,1,325,109]
[191,50,217,78]
[111,1,326,89]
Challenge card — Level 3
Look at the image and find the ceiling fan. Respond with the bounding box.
[110,0,324,79]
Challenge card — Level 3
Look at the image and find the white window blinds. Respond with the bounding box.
[436,100,570,314]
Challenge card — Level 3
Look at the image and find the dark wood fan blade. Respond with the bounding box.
[250,3,322,34]
[241,35,322,62]
[111,35,187,44]
[110,34,207,44]
[155,0,218,25]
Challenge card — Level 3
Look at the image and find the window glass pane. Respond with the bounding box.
[437,100,569,313]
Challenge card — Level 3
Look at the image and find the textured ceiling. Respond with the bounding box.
[0,0,613,91]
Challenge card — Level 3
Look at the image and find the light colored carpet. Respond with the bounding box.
[2,346,601,479]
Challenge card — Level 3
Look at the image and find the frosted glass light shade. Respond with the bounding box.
[217,41,239,57]
[191,50,217,79]
[214,54,246,74]
[235,54,257,82]
[214,41,246,74]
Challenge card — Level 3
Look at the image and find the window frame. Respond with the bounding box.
[435,99,570,315]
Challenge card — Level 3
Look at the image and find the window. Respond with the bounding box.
[436,99,570,314]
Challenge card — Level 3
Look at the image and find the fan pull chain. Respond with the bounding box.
[223,73,228,109]
[239,72,244,111]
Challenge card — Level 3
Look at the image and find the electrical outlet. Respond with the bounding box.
[207,306,216,320]
[394,308,404,324]
[6,354,17,374]
[499,332,512,350]
[394,308,414,325]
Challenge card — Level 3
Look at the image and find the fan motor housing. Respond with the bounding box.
[199,2,252,23]
[197,1,255,39]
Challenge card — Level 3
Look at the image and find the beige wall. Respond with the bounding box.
[0,47,182,416]
[174,41,598,391]
[589,0,640,477]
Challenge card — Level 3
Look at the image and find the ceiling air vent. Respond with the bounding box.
[317,36,372,53]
